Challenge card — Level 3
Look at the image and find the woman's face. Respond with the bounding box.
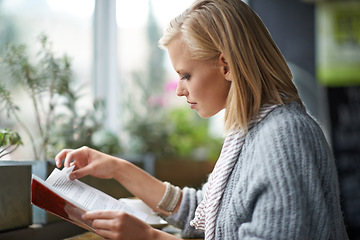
[167,37,231,118]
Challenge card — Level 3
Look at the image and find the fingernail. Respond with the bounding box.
[69,173,76,180]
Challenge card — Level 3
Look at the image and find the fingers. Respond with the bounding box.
[63,148,81,168]
[93,229,115,240]
[84,211,129,231]
[83,211,155,240]
[54,149,73,168]
[83,210,120,220]
[83,211,128,240]
[69,165,92,180]
[55,146,91,168]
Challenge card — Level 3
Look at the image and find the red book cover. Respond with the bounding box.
[31,175,95,232]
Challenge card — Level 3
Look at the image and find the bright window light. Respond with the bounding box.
[116,0,194,28]
[46,0,95,17]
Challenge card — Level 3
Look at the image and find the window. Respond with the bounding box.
[0,0,223,161]
[0,0,94,160]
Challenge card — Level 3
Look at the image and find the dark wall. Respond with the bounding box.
[250,0,315,76]
[249,0,322,123]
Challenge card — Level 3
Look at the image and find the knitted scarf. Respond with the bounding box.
[190,104,280,240]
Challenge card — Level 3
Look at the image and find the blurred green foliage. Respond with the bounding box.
[0,34,121,160]
[168,108,223,161]
[0,128,22,159]
[126,107,223,161]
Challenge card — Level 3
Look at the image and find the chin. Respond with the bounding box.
[195,110,214,119]
[194,111,206,119]
[196,108,224,119]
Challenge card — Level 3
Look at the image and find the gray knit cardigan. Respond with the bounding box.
[166,102,348,239]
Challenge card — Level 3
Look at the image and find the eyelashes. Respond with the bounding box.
[180,74,190,80]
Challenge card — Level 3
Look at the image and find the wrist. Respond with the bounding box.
[111,157,128,182]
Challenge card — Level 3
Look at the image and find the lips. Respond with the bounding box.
[187,101,197,109]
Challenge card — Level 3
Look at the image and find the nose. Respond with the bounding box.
[176,80,188,97]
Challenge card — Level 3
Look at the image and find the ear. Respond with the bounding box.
[219,53,232,81]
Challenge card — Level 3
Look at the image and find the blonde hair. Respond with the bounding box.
[159,0,304,132]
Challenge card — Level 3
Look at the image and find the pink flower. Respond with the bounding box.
[164,80,178,93]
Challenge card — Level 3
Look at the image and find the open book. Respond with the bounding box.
[31,166,158,232]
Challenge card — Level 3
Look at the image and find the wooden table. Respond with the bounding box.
[63,210,203,240]
[64,231,203,240]
[64,232,103,240]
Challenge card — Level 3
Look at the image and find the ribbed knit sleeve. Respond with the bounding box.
[165,187,205,238]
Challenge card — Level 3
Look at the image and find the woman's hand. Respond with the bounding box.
[83,211,160,240]
[54,146,121,180]
[55,147,176,218]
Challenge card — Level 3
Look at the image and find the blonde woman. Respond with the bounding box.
[55,0,348,239]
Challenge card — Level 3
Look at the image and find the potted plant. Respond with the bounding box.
[0,87,32,232]
[0,34,122,227]
[0,129,32,232]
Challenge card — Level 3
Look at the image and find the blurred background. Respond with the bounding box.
[0,0,360,239]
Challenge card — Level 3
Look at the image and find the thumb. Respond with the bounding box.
[69,165,91,180]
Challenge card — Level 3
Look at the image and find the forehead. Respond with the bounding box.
[167,37,193,73]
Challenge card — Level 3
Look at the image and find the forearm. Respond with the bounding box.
[114,158,182,215]
[152,228,182,240]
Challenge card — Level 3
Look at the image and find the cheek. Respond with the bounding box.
[190,68,225,100]
[190,82,206,98]
[208,77,230,107]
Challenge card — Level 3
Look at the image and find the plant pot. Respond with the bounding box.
[0,161,32,232]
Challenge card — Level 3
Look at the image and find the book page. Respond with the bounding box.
[44,166,148,221]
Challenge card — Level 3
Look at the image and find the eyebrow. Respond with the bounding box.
[175,66,190,74]
[175,68,184,74]
[176,70,191,77]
